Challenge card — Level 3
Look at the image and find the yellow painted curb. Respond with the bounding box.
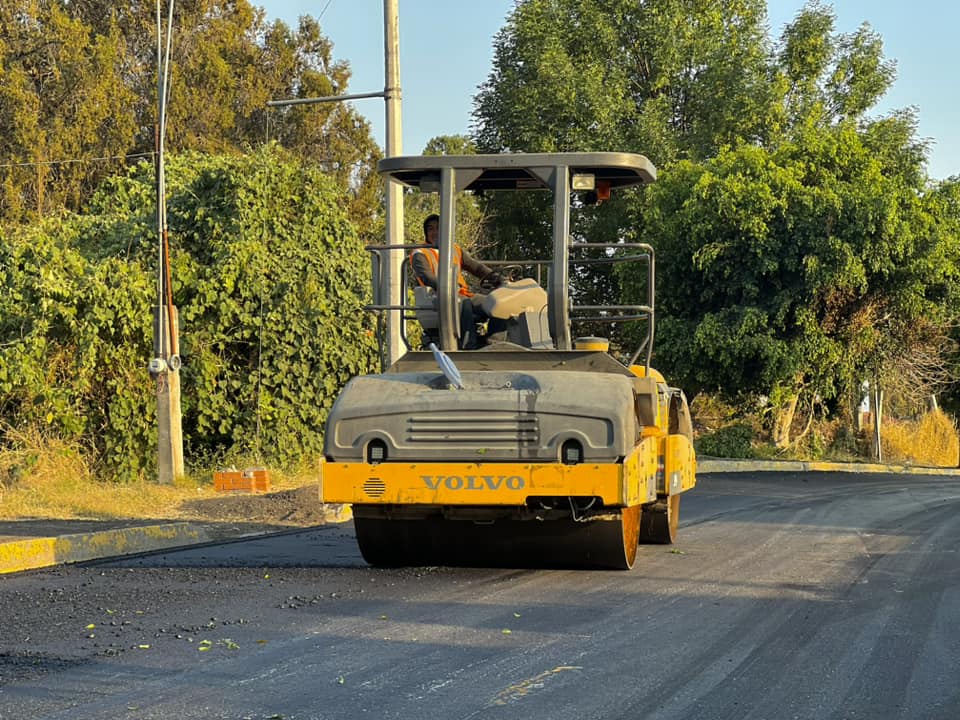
[0,522,210,575]
[698,459,960,477]
[321,503,353,524]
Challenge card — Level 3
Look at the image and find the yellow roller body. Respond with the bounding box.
[665,433,697,493]
[321,437,660,508]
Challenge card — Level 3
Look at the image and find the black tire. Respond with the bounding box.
[639,495,680,544]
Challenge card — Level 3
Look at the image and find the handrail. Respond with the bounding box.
[364,245,422,360]
[568,242,654,251]
[573,304,653,312]
[363,238,655,370]
[568,241,655,371]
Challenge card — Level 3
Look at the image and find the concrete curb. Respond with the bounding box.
[0,504,353,576]
[698,458,960,476]
[0,522,211,575]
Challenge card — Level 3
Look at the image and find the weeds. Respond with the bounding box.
[881,409,959,467]
[690,392,959,467]
[0,425,313,520]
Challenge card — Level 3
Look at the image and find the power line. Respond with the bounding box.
[0,151,155,170]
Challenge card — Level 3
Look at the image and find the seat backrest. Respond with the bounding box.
[480,278,549,320]
[413,286,439,329]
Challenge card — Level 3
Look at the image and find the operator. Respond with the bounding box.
[410,214,505,349]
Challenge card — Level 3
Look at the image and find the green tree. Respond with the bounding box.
[0,3,138,218]
[625,129,959,444]
[224,12,383,234]
[474,0,775,164]
[0,1,381,227]
[471,0,777,336]
[776,4,895,128]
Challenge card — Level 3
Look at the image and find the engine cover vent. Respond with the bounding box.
[363,478,386,498]
[407,413,539,445]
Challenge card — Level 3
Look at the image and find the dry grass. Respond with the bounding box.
[881,409,960,468]
[0,428,313,520]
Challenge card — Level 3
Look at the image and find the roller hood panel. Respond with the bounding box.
[324,370,637,464]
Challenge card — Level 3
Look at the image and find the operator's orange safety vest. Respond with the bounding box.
[410,245,473,297]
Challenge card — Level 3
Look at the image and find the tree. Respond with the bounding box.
[0,1,381,227]
[625,4,953,443]
[236,13,383,235]
[471,0,777,341]
[624,127,960,445]
[474,0,775,164]
[775,4,895,129]
[0,3,138,218]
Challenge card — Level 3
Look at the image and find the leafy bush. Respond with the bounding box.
[694,423,755,458]
[0,146,378,480]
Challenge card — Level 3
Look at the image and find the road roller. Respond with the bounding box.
[321,152,696,570]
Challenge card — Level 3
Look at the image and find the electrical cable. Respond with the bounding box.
[0,152,155,169]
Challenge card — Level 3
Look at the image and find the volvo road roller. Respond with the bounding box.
[321,152,696,570]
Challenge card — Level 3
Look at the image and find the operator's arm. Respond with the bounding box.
[410,250,438,290]
[460,249,497,284]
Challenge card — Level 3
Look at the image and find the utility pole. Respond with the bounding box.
[267,1,405,367]
[152,0,184,484]
[383,0,405,366]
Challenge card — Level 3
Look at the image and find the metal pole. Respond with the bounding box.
[550,165,572,350]
[267,91,386,107]
[383,0,404,367]
[873,381,883,463]
[438,167,458,351]
[154,0,184,484]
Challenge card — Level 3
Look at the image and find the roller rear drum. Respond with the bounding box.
[354,505,642,571]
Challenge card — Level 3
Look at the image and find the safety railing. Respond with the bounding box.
[362,241,655,371]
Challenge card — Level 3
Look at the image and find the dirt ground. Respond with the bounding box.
[176,483,335,527]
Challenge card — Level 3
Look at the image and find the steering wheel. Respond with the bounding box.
[499,265,524,282]
[480,265,525,291]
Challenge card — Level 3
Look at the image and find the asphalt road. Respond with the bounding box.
[1,471,958,720]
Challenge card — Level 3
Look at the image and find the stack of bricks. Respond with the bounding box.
[213,468,270,493]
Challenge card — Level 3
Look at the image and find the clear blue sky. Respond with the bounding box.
[259,1,957,180]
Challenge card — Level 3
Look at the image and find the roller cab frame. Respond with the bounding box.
[321,152,696,570]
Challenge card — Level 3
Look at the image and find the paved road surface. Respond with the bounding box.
[1,471,958,720]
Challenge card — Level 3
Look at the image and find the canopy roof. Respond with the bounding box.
[378,152,657,192]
